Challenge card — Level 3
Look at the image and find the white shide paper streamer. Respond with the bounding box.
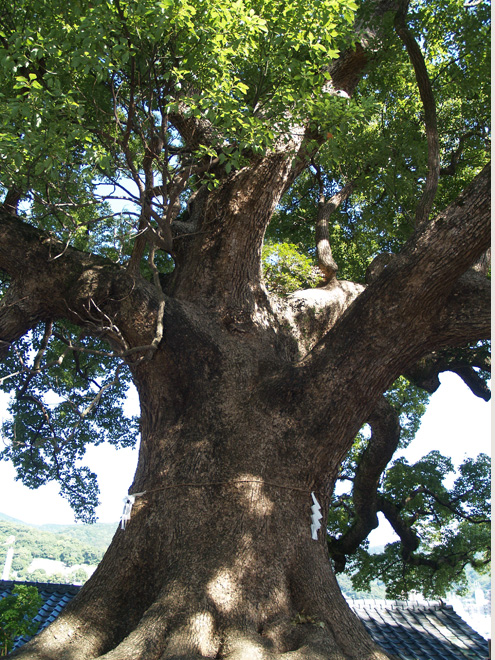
[310,492,322,540]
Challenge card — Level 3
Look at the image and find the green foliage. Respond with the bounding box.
[266,169,376,285]
[0,585,42,655]
[384,378,430,448]
[267,0,490,285]
[67,567,89,584]
[336,569,386,600]
[328,372,490,600]
[338,546,491,602]
[332,378,430,489]
[0,0,358,202]
[262,242,320,295]
[346,453,490,599]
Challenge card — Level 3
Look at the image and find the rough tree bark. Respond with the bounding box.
[0,159,490,660]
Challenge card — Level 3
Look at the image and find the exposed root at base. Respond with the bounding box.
[7,615,394,660]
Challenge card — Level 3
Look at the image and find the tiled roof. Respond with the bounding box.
[0,581,490,659]
[347,599,489,660]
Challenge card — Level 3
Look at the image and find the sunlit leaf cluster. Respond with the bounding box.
[0,585,42,655]
[262,242,320,295]
[268,0,489,286]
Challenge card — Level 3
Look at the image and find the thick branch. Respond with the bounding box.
[378,495,489,570]
[405,342,491,400]
[169,101,221,152]
[0,282,44,360]
[297,164,490,470]
[433,268,491,348]
[0,211,162,353]
[450,365,491,401]
[329,396,400,572]
[377,496,420,558]
[172,151,302,312]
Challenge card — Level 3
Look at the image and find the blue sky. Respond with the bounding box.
[0,371,491,543]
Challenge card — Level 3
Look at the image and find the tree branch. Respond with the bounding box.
[314,174,355,285]
[433,268,491,348]
[440,131,483,176]
[329,396,401,572]
[377,496,420,558]
[405,343,491,400]
[297,164,490,469]
[405,485,489,524]
[394,0,440,225]
[0,210,163,353]
[168,100,222,153]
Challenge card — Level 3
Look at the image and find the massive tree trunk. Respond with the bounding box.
[19,342,388,660]
[3,158,490,659]
[5,303,393,660]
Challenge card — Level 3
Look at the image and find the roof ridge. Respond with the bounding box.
[345,597,452,611]
[0,579,81,595]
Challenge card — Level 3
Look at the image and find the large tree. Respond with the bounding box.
[0,0,490,658]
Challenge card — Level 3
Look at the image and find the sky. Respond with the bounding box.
[0,371,491,542]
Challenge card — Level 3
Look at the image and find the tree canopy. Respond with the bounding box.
[0,1,490,656]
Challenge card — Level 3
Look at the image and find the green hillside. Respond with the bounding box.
[38,523,118,550]
[0,517,117,584]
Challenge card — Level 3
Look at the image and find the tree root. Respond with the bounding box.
[7,612,394,660]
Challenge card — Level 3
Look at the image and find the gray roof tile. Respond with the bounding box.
[347,599,489,660]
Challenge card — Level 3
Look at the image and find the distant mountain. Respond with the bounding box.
[0,512,27,525]
[38,523,118,549]
[0,514,118,549]
[0,515,118,584]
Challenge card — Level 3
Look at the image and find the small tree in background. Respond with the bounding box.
[0,586,41,656]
